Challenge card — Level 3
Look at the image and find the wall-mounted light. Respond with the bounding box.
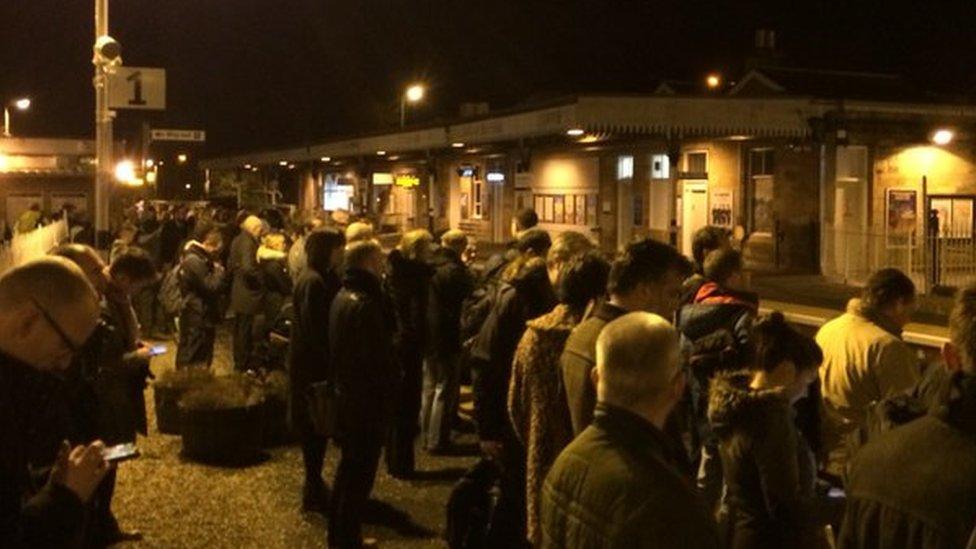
[566,128,585,137]
[376,150,387,156]
[320,156,331,162]
[931,129,954,146]
[278,160,288,166]
[451,142,465,148]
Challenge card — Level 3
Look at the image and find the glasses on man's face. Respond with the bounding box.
[30,298,80,355]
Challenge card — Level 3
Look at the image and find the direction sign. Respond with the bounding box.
[150,129,206,142]
[108,67,166,110]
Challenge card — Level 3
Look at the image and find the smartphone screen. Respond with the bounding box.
[149,345,167,356]
[102,443,140,463]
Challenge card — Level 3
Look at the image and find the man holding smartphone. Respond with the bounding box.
[0,258,112,547]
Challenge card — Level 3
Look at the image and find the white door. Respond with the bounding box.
[682,181,709,256]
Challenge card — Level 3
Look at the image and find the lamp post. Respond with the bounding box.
[93,0,122,247]
[3,98,31,138]
[400,84,425,128]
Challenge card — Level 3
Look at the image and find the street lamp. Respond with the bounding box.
[400,83,426,128]
[932,129,954,146]
[706,73,722,90]
[3,97,31,138]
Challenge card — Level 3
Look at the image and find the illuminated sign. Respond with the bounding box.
[372,172,394,185]
[486,172,505,183]
[394,175,421,188]
[457,166,478,178]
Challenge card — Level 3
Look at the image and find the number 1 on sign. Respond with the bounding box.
[127,71,146,106]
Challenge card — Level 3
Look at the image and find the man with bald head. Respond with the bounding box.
[0,257,111,546]
[540,312,719,548]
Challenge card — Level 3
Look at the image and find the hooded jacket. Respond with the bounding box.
[559,301,628,435]
[472,259,556,442]
[179,241,225,327]
[816,298,921,478]
[386,248,434,358]
[426,246,475,359]
[839,372,976,549]
[708,372,820,549]
[508,304,581,545]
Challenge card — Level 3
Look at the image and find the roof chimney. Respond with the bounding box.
[755,29,776,51]
[747,29,783,69]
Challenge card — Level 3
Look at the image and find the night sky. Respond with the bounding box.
[2,1,975,156]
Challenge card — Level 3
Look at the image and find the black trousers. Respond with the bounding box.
[232,314,255,372]
[329,429,384,548]
[87,468,120,547]
[302,433,329,487]
[386,351,423,476]
[175,317,216,368]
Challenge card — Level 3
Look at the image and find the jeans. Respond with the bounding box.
[419,354,460,450]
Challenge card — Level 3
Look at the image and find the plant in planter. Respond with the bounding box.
[259,370,291,447]
[178,373,267,465]
[153,368,215,435]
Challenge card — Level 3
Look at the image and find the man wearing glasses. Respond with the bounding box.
[0,257,111,547]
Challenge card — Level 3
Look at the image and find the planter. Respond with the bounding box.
[261,397,291,447]
[154,386,186,435]
[180,404,265,465]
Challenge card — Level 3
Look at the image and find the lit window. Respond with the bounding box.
[323,177,353,211]
[617,155,634,180]
[651,154,670,179]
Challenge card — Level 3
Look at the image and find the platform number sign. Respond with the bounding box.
[108,67,166,110]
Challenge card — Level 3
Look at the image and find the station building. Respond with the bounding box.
[202,69,976,288]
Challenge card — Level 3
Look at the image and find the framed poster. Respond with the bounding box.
[553,196,565,224]
[543,196,554,223]
[710,189,734,228]
[565,194,576,225]
[576,195,587,225]
[886,189,917,245]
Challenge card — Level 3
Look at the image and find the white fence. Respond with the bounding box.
[822,225,976,291]
[0,220,70,275]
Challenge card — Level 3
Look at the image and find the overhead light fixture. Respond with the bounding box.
[320,156,331,162]
[376,150,387,156]
[250,167,259,172]
[114,160,141,185]
[388,155,400,161]
[243,163,252,169]
[185,183,191,189]
[566,128,585,137]
[932,129,954,146]
[278,160,288,166]
[451,142,465,148]
[177,153,188,164]
[145,159,155,168]
[727,135,751,141]
[288,163,296,169]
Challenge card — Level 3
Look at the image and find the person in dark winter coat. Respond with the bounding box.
[176,224,226,368]
[677,248,758,508]
[508,242,609,546]
[481,208,539,281]
[384,229,435,478]
[680,225,731,306]
[228,215,266,371]
[470,227,556,547]
[838,284,976,549]
[0,258,110,548]
[327,239,399,549]
[541,312,719,549]
[708,313,824,549]
[420,230,475,452]
[288,228,345,514]
[256,232,292,364]
[52,244,157,545]
[560,238,692,435]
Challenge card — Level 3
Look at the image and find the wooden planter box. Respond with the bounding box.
[180,404,265,465]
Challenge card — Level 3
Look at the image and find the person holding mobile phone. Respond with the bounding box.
[0,258,112,547]
[51,244,158,545]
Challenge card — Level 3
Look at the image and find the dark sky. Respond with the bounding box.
[2,1,975,156]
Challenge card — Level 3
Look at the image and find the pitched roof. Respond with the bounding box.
[729,67,926,102]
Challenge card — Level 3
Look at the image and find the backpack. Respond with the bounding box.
[445,459,503,549]
[460,278,502,345]
[159,263,183,316]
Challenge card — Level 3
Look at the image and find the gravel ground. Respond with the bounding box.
[112,328,477,548]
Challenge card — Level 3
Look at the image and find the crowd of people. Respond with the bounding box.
[1,202,975,549]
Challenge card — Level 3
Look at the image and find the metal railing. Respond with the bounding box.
[822,225,976,292]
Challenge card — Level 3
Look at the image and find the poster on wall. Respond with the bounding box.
[710,189,733,228]
[886,189,917,246]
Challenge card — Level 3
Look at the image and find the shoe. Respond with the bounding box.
[102,529,143,544]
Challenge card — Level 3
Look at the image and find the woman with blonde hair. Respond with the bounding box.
[385,229,435,477]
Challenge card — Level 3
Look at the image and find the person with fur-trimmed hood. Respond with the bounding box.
[176,223,226,368]
[708,313,825,548]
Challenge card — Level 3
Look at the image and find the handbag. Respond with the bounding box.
[306,380,340,437]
